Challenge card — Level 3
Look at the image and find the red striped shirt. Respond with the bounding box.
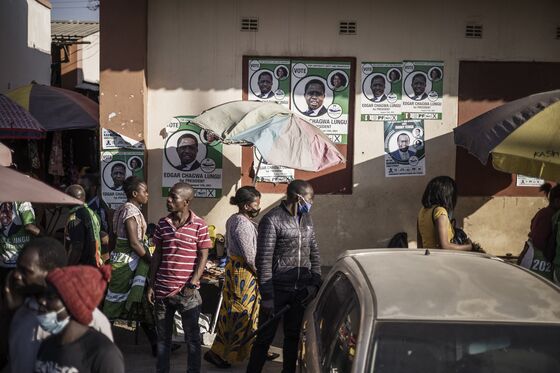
[153,211,212,298]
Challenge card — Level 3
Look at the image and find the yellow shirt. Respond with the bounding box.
[417,206,454,248]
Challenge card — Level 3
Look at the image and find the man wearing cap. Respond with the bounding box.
[147,182,212,373]
[34,264,124,373]
[4,237,113,373]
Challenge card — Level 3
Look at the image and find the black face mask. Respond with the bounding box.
[247,208,261,218]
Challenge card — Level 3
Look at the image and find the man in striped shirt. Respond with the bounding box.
[147,183,212,373]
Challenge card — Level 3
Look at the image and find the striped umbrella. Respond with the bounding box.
[191,101,345,173]
[0,94,46,139]
[6,83,98,131]
[454,90,560,180]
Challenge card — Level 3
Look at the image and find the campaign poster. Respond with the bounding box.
[101,150,145,208]
[361,62,403,121]
[162,116,223,198]
[401,61,444,120]
[384,120,425,177]
[290,60,351,144]
[101,128,145,150]
[248,59,291,107]
[252,148,294,184]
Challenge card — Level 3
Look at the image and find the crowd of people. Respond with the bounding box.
[0,175,322,373]
[1,173,559,373]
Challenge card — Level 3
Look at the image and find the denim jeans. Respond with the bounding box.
[155,289,202,373]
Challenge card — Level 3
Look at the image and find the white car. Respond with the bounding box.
[298,249,560,373]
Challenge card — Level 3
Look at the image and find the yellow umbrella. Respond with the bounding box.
[492,101,560,181]
[454,90,560,181]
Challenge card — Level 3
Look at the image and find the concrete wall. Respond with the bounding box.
[78,32,100,84]
[141,0,558,264]
[0,0,51,93]
[99,1,147,141]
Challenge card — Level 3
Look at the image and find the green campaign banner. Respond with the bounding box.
[361,62,403,121]
[290,60,351,144]
[161,116,223,198]
[402,61,444,120]
[248,59,291,107]
[101,150,145,208]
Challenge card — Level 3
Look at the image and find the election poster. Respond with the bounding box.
[162,116,223,198]
[101,128,145,150]
[248,59,291,107]
[252,148,294,184]
[384,120,425,177]
[401,61,444,120]
[101,150,145,208]
[361,62,403,121]
[291,60,351,144]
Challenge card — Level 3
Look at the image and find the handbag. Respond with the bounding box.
[432,206,470,246]
[451,226,469,245]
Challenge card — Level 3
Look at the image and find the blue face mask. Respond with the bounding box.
[297,195,312,214]
[36,307,70,335]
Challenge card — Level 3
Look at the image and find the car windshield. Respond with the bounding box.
[372,321,560,373]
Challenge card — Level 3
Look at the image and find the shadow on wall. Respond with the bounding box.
[305,133,492,255]
[146,132,527,264]
[240,133,494,261]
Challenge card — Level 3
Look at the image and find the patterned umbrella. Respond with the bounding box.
[0,94,46,139]
[454,90,560,180]
[6,83,98,131]
[191,101,345,172]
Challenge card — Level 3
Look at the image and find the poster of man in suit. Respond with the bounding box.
[291,60,351,144]
[101,150,145,208]
[402,61,444,120]
[161,116,223,198]
[361,62,403,121]
[384,120,425,177]
[248,59,291,107]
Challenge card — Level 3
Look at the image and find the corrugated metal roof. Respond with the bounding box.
[51,21,99,43]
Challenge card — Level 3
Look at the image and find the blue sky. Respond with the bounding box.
[51,0,99,21]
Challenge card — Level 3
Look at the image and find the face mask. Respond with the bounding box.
[297,195,312,214]
[247,208,260,218]
[36,307,70,335]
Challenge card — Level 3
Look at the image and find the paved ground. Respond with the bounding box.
[115,320,284,373]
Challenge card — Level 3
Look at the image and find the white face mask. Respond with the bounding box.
[36,307,69,335]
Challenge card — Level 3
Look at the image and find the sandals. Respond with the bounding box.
[204,350,231,369]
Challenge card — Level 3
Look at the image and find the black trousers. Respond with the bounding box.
[246,289,305,373]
